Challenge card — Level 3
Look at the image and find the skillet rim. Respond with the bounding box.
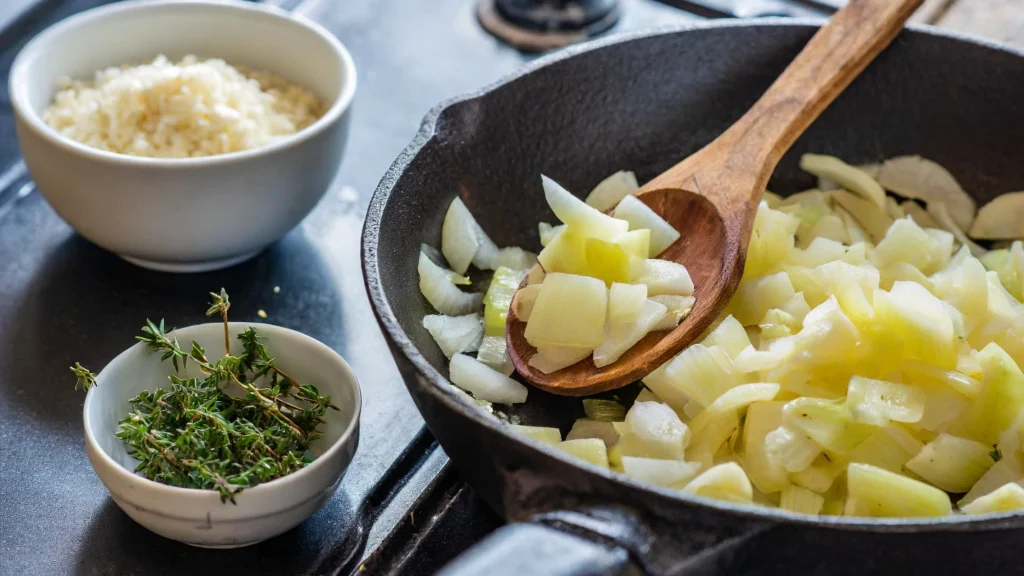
[362,17,1024,531]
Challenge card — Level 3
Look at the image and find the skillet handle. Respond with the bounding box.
[438,510,768,576]
[437,522,638,576]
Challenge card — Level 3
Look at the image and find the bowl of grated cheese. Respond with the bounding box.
[8,0,357,272]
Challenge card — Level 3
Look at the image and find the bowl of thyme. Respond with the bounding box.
[78,290,361,548]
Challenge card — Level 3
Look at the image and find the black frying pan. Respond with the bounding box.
[362,20,1024,575]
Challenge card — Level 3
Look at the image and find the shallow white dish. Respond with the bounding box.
[9,0,357,272]
[83,322,361,548]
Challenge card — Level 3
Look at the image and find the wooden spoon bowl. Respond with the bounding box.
[507,0,925,395]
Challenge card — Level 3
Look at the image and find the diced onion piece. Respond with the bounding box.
[609,230,651,262]
[635,259,694,296]
[884,196,906,221]
[621,456,702,487]
[542,175,629,240]
[947,342,1024,445]
[732,272,796,325]
[442,197,482,274]
[765,425,823,473]
[419,251,483,315]
[682,462,754,504]
[538,222,565,246]
[874,217,940,273]
[904,433,996,493]
[873,282,956,369]
[449,353,527,404]
[585,170,639,212]
[474,242,538,272]
[702,315,752,358]
[528,345,592,374]
[420,243,470,284]
[846,376,927,426]
[653,344,740,411]
[928,201,987,258]
[582,237,636,285]
[876,155,977,231]
[689,383,780,434]
[618,401,690,460]
[961,483,1024,514]
[742,402,788,493]
[613,195,681,257]
[901,200,940,229]
[537,227,586,275]
[524,273,607,348]
[745,203,800,279]
[828,189,892,243]
[901,360,981,398]
[509,425,562,445]
[848,424,923,474]
[477,335,514,375]
[687,410,740,469]
[780,484,825,515]
[783,398,878,457]
[969,191,1024,240]
[582,399,627,422]
[593,299,667,367]
[800,154,886,210]
[959,456,1024,507]
[567,418,620,448]
[650,295,695,331]
[558,438,610,468]
[789,459,842,494]
[423,314,484,358]
[483,267,527,336]
[836,206,871,244]
[846,463,952,517]
[511,284,541,322]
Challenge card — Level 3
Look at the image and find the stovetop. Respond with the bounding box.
[0,1,843,575]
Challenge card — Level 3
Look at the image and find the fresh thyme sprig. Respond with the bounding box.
[74,290,338,503]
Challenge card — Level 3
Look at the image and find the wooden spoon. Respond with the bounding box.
[507,0,924,396]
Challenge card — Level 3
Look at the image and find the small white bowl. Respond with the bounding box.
[83,322,361,548]
[9,0,357,272]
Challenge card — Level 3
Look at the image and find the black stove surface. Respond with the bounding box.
[0,1,842,575]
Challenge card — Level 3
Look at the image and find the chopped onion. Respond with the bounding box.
[423,313,484,358]
[538,222,565,246]
[613,195,681,257]
[593,299,667,367]
[927,201,987,257]
[619,401,690,460]
[566,418,620,448]
[511,284,541,322]
[876,155,977,231]
[961,483,1024,514]
[528,345,592,374]
[449,353,527,404]
[827,189,892,242]
[688,383,780,434]
[421,243,470,284]
[621,456,702,487]
[441,198,483,275]
[523,273,607,348]
[681,462,753,504]
[477,334,514,375]
[585,170,639,212]
[541,175,629,241]
[635,259,694,296]
[582,399,627,422]
[649,295,695,331]
[800,154,886,210]
[608,283,648,325]
[509,425,562,445]
[969,191,1024,239]
[418,251,483,315]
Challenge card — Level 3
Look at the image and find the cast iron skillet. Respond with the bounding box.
[363,20,1024,575]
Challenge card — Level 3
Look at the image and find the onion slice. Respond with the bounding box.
[418,251,483,316]
[423,313,484,358]
[449,353,528,404]
[585,170,639,212]
[613,195,681,257]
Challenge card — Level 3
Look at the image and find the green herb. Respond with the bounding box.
[74,290,338,503]
[990,445,1002,463]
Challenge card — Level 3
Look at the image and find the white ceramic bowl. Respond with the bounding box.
[9,0,356,272]
[83,322,361,548]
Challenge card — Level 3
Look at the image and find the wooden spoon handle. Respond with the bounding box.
[719,0,923,198]
[643,0,922,217]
